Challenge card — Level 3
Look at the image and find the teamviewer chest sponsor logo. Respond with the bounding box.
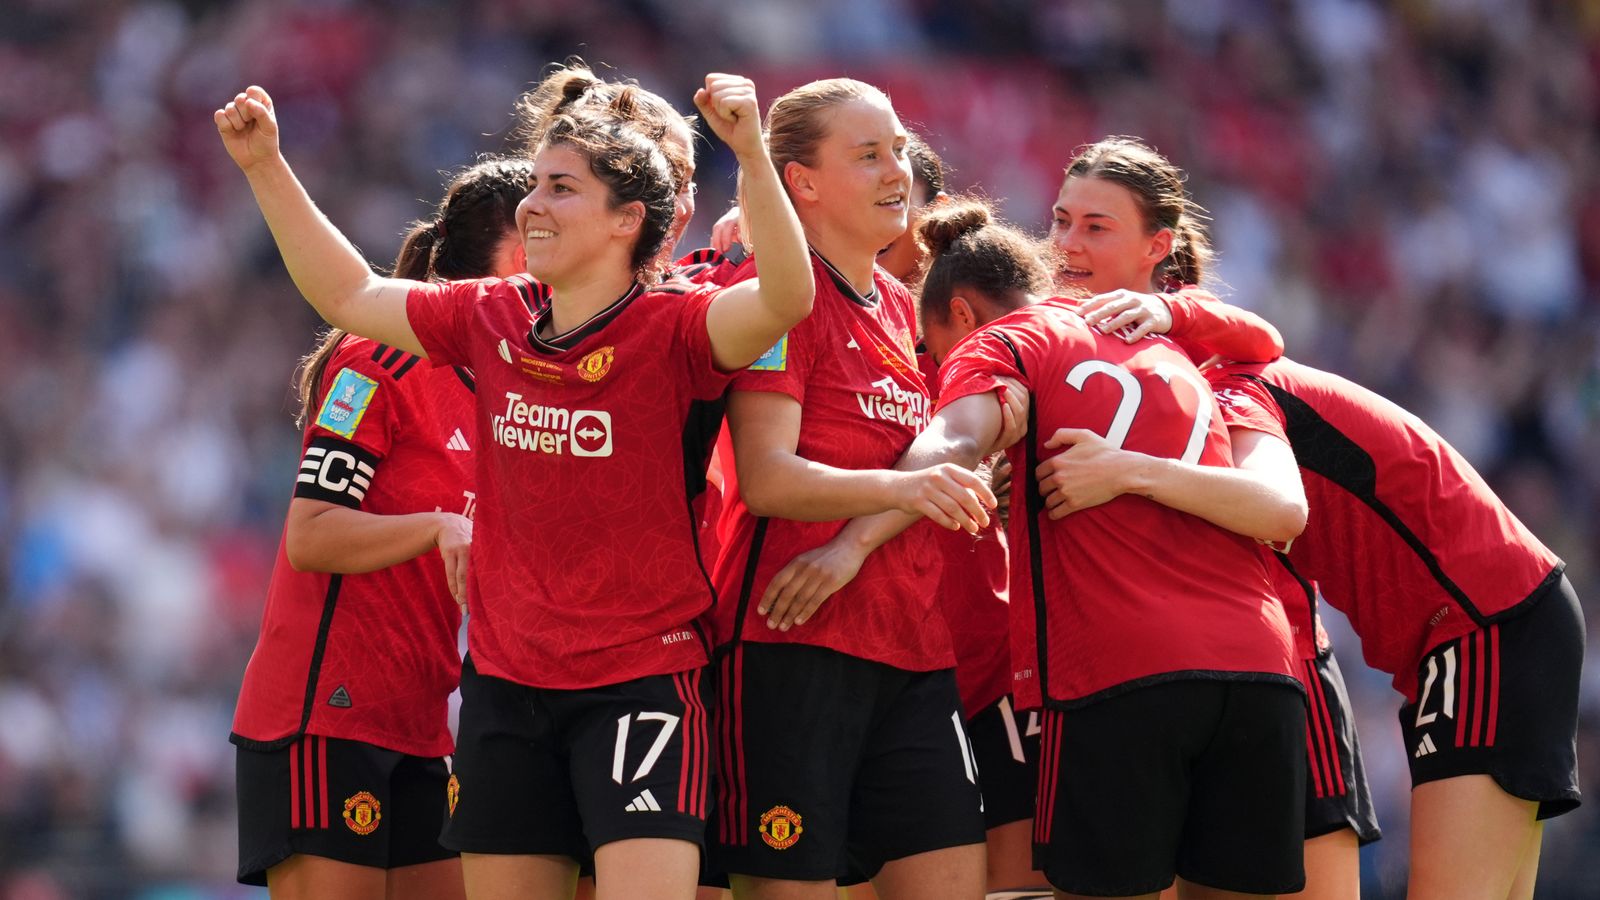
[854,375,928,427]
[491,392,613,457]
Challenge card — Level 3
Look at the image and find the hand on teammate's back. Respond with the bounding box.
[1079,289,1173,343]
[1036,427,1137,519]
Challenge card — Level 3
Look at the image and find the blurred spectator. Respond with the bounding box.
[1,0,1597,896]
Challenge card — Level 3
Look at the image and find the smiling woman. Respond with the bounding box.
[707,79,991,900]
[215,73,816,900]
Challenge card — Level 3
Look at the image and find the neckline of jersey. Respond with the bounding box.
[527,282,645,354]
[814,249,878,308]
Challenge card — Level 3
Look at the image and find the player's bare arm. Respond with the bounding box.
[758,386,1021,630]
[729,390,996,530]
[285,500,472,606]
[215,86,425,356]
[1035,423,1307,542]
[695,74,815,371]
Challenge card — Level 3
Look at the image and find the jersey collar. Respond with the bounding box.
[528,282,645,354]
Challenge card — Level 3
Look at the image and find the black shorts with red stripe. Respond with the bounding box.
[1032,680,1307,896]
[1300,650,1381,843]
[235,734,455,885]
[966,694,1042,831]
[711,642,986,883]
[1398,574,1584,820]
[442,656,711,861]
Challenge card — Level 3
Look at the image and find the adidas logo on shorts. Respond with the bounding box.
[624,789,662,812]
[1414,733,1438,758]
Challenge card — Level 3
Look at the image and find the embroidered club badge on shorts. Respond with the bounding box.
[759,804,803,850]
[342,791,382,835]
[748,335,788,372]
[446,774,460,817]
[316,368,379,439]
[576,346,615,382]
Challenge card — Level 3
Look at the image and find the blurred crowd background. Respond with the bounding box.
[2,0,1599,896]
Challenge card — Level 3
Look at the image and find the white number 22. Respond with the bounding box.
[1064,360,1212,463]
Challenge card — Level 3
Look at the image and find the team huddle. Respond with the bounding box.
[215,63,1583,900]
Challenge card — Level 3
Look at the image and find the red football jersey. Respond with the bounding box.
[938,300,1297,709]
[407,274,732,690]
[1266,548,1321,661]
[673,244,753,286]
[935,518,1012,715]
[232,335,473,757]
[711,254,953,671]
[918,350,1012,716]
[1162,286,1283,364]
[1211,358,1563,701]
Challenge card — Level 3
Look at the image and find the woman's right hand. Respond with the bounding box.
[214,85,281,172]
[889,464,996,532]
[433,513,473,611]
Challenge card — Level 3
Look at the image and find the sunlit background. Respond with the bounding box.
[2,0,1598,896]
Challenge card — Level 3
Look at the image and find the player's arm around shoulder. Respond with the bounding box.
[695,73,814,371]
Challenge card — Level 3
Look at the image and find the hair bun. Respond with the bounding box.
[554,65,601,111]
[916,199,992,258]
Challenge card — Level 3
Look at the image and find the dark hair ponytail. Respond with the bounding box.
[294,157,533,428]
[393,220,443,281]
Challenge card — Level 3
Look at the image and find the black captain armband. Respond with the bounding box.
[294,437,381,508]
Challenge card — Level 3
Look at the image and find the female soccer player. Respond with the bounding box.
[706,79,999,900]
[1042,137,1380,900]
[513,59,701,262]
[230,156,531,899]
[814,198,1309,898]
[1041,351,1582,900]
[217,75,981,900]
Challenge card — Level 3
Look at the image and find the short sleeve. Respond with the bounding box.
[406,275,539,367]
[308,340,399,459]
[936,328,1026,413]
[728,292,818,405]
[1211,373,1289,443]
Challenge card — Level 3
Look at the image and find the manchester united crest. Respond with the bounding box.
[576,346,615,382]
[759,805,803,850]
[446,774,460,817]
[342,791,382,835]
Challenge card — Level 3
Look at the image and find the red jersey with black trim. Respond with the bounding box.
[406,274,732,690]
[231,335,474,757]
[711,253,953,671]
[1266,548,1323,661]
[673,244,753,287]
[918,351,1012,715]
[938,300,1297,709]
[1210,358,1563,701]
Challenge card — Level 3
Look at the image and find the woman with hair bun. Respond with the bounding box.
[218,69,818,900]
[779,195,1311,899]
[230,156,531,900]
[514,59,701,260]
